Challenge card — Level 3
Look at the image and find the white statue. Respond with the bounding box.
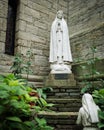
[49,10,72,74]
[76,93,100,130]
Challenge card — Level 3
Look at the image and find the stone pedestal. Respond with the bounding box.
[45,73,76,87]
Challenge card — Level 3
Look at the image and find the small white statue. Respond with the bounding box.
[49,10,72,74]
[76,93,100,130]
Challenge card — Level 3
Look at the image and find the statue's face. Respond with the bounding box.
[57,10,63,19]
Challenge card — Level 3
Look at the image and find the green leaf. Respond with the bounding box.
[98,110,104,120]
[46,103,54,107]
[99,89,104,95]
[24,121,33,127]
[34,106,41,112]
[5,74,16,80]
[39,98,47,106]
[35,117,46,126]
[35,117,54,130]
[11,86,27,96]
[6,116,22,122]
[98,122,104,128]
[81,85,90,94]
[8,79,23,86]
[0,90,9,99]
[0,75,4,82]
[36,88,47,99]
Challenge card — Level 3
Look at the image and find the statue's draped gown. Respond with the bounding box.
[49,17,72,63]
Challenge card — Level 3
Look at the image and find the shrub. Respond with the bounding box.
[92,89,104,129]
[0,74,54,130]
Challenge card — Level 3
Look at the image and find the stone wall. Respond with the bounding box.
[68,0,104,62]
[0,0,104,79]
[67,0,104,83]
[0,0,13,74]
[15,0,68,76]
[0,0,8,53]
[0,0,68,76]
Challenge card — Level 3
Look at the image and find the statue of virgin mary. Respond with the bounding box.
[49,10,72,73]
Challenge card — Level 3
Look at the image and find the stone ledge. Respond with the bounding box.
[38,111,78,118]
[46,99,81,112]
[28,81,44,88]
[76,74,104,81]
[47,98,81,103]
[21,74,44,82]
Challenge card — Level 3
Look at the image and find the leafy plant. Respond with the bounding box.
[80,46,102,94]
[11,49,33,80]
[23,50,33,80]
[92,89,104,129]
[11,53,23,77]
[34,117,53,130]
[0,74,54,130]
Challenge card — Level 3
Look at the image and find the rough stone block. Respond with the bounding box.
[0,42,5,53]
[45,73,76,87]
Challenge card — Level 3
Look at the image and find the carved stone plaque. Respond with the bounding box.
[54,74,68,80]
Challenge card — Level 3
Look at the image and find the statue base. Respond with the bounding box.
[50,64,72,74]
[50,69,72,74]
[45,73,76,87]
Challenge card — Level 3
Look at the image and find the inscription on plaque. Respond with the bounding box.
[55,74,68,80]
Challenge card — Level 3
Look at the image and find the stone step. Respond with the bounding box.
[0,65,12,73]
[46,87,81,98]
[47,98,81,112]
[28,81,44,88]
[38,111,82,130]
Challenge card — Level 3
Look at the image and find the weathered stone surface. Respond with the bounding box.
[68,0,104,35]
[45,73,76,87]
[71,23,104,62]
[38,111,82,130]
[46,87,81,98]
[0,0,8,51]
[0,1,8,17]
[0,42,5,53]
[72,59,104,78]
[47,99,81,112]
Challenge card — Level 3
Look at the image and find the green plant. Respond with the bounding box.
[0,74,54,130]
[23,50,33,80]
[80,46,102,94]
[11,53,23,77]
[11,49,33,80]
[34,117,53,130]
[92,89,104,129]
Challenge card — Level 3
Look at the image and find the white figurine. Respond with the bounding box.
[49,10,72,74]
[76,93,100,130]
